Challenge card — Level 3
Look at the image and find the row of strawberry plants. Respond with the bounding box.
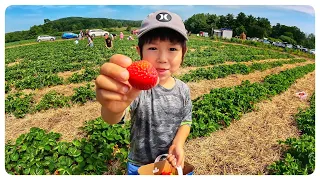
[5,84,95,118]
[180,58,306,82]
[5,67,99,93]
[5,120,130,175]
[5,58,308,117]
[5,38,293,89]
[267,93,315,175]
[183,40,294,67]
[189,63,315,138]
[5,63,314,175]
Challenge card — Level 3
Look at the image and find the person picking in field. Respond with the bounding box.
[95,10,192,175]
[104,32,113,49]
[86,34,94,47]
[120,32,124,40]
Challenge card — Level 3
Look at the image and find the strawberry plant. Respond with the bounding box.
[14,74,64,90]
[5,81,11,93]
[5,92,35,118]
[180,58,306,82]
[67,68,99,83]
[267,94,315,175]
[190,63,315,138]
[34,91,71,112]
[71,84,96,104]
[5,118,131,175]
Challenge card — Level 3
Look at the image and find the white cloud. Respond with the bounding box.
[271,5,315,16]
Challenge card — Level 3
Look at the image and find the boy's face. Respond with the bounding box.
[136,38,185,83]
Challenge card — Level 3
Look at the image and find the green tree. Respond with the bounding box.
[235,25,247,36]
[44,19,51,24]
[126,26,131,32]
[279,35,297,44]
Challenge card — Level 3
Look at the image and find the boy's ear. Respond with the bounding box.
[136,46,141,56]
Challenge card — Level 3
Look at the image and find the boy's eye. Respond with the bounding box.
[148,47,157,50]
[170,48,178,51]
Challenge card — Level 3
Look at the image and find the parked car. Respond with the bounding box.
[301,48,309,53]
[37,35,56,42]
[285,44,293,49]
[62,32,78,39]
[309,49,315,55]
[88,29,109,37]
[263,40,271,44]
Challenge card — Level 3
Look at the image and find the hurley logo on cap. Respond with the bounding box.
[156,12,172,22]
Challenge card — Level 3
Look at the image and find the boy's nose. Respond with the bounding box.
[157,51,168,63]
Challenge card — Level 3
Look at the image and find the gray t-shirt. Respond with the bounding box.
[127,78,192,166]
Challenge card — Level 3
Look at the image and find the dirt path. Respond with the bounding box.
[184,71,315,175]
[5,39,74,49]
[5,61,314,143]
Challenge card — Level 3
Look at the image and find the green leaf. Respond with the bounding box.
[75,156,84,163]
[23,167,31,175]
[58,156,73,167]
[72,139,82,147]
[68,147,81,157]
[30,166,45,175]
[10,153,19,161]
[20,144,28,151]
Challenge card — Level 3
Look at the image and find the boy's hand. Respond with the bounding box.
[167,144,185,169]
[95,54,141,114]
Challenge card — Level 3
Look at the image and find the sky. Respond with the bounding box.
[5,5,316,35]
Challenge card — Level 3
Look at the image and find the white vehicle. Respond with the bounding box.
[285,44,293,49]
[309,49,315,55]
[37,35,56,42]
[88,29,109,37]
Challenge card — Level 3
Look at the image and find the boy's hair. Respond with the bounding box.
[138,28,187,63]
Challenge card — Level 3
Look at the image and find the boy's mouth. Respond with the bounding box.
[156,68,169,74]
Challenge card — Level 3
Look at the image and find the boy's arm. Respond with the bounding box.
[101,106,125,124]
[172,125,191,147]
[173,86,192,147]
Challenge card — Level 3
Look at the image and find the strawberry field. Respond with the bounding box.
[5,36,315,175]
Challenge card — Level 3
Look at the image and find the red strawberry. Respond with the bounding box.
[161,171,171,175]
[127,60,158,90]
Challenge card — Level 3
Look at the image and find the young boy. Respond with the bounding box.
[95,10,192,175]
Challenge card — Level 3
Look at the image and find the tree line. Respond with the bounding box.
[5,13,315,49]
[184,12,315,49]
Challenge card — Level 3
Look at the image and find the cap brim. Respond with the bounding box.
[137,24,188,41]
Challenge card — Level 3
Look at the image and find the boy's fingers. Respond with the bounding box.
[176,156,184,168]
[109,54,132,68]
[96,88,127,104]
[96,75,130,94]
[167,155,175,164]
[99,63,129,82]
